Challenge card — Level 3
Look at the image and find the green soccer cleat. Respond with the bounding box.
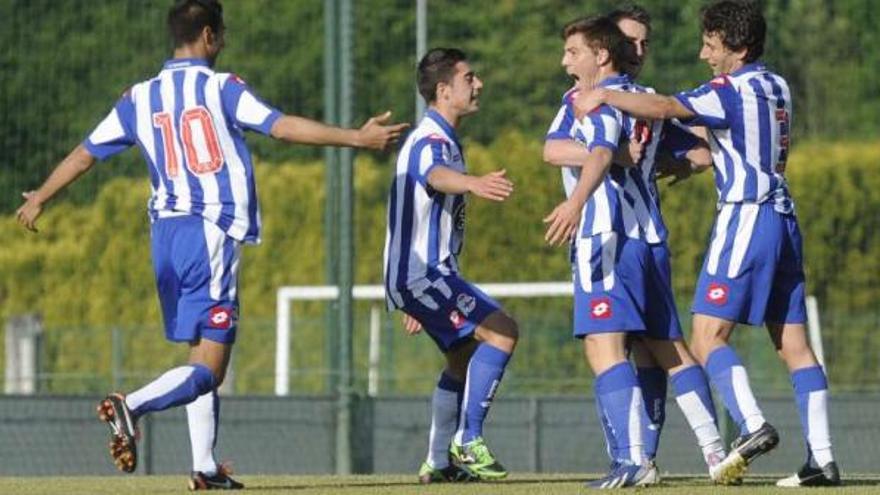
[450,437,508,480]
[418,461,478,484]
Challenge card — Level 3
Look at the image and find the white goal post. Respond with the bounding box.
[274,283,825,396]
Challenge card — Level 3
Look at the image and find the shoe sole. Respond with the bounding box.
[97,395,137,473]
[712,453,748,485]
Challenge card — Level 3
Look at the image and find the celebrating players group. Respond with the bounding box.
[16,0,840,490]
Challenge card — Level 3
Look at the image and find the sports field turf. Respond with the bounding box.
[1,473,878,494]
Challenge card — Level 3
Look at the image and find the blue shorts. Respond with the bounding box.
[394,274,501,352]
[691,202,806,326]
[572,233,683,339]
[151,215,242,344]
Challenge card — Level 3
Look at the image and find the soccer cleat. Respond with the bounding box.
[418,461,478,484]
[707,450,745,485]
[188,464,244,491]
[586,461,652,489]
[96,393,138,473]
[640,459,661,485]
[776,461,841,487]
[729,422,780,465]
[450,437,508,480]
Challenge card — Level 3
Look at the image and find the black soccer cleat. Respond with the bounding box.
[729,422,779,465]
[189,465,245,491]
[96,393,138,473]
[776,461,841,487]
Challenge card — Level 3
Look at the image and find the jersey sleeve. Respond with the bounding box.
[83,93,137,161]
[579,104,622,152]
[545,102,576,141]
[659,120,701,159]
[220,74,282,135]
[408,135,451,188]
[673,77,737,129]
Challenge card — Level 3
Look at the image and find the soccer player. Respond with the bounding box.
[573,0,840,486]
[543,6,734,484]
[384,47,518,482]
[15,0,407,490]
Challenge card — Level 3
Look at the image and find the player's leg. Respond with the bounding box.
[452,309,518,479]
[631,340,666,464]
[764,216,838,487]
[419,338,478,483]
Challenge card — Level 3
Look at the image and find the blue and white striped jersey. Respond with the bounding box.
[674,62,793,212]
[545,75,697,243]
[83,58,282,244]
[384,109,466,309]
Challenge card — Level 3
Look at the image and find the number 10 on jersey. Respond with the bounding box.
[153,106,225,178]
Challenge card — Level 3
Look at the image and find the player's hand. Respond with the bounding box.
[402,313,422,335]
[357,111,410,151]
[16,191,43,233]
[467,169,513,201]
[614,135,644,168]
[573,88,606,119]
[543,198,581,246]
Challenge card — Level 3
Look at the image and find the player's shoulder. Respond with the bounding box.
[412,119,452,146]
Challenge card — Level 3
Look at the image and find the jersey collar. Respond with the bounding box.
[162,58,211,70]
[597,73,632,88]
[426,108,462,151]
[729,62,766,77]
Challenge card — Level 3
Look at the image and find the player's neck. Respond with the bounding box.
[593,69,621,88]
[430,105,460,129]
[173,44,210,62]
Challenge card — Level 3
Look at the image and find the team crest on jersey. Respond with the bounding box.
[449,310,466,329]
[590,297,612,319]
[706,282,729,305]
[456,293,477,316]
[208,306,235,329]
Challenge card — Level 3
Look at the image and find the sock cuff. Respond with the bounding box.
[472,343,511,367]
[670,365,707,395]
[596,361,637,394]
[791,365,828,393]
[705,346,742,377]
[191,364,217,393]
[437,371,465,393]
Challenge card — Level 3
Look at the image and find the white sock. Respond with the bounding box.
[426,386,459,469]
[187,390,219,475]
[806,389,834,466]
[125,365,206,412]
[675,391,726,463]
[731,366,766,433]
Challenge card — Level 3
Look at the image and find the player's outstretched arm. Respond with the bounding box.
[543,139,590,167]
[576,89,694,122]
[270,110,409,151]
[16,144,96,232]
[543,146,613,246]
[426,167,513,202]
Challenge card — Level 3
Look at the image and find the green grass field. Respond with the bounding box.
[1,474,878,495]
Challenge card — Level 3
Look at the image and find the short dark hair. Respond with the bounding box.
[607,4,652,35]
[417,48,468,104]
[168,0,224,48]
[701,0,765,62]
[562,16,640,77]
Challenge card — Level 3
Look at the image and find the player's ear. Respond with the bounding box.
[597,48,611,67]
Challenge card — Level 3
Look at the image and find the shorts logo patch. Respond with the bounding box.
[706,283,729,305]
[449,310,466,329]
[590,298,612,319]
[456,293,476,316]
[209,306,233,329]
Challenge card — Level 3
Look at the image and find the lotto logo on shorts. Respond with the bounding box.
[590,298,612,319]
[456,293,476,316]
[706,283,729,305]
[449,310,466,329]
[208,306,234,329]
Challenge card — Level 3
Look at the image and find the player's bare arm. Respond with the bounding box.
[543,146,613,246]
[544,136,643,169]
[426,166,513,202]
[270,110,409,151]
[16,144,96,232]
[576,88,694,122]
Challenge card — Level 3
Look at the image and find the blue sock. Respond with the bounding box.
[636,366,667,459]
[595,362,649,464]
[705,346,764,436]
[126,364,216,418]
[671,365,724,455]
[595,395,619,462]
[460,343,510,443]
[791,365,833,466]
